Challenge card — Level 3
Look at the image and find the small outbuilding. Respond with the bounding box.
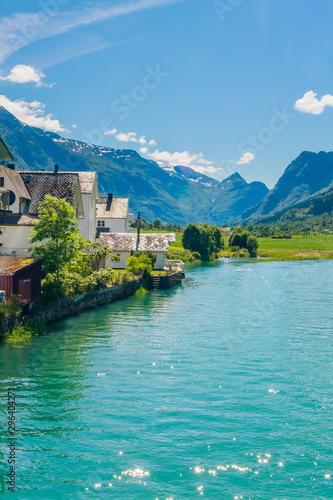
[0,257,42,305]
[99,232,176,270]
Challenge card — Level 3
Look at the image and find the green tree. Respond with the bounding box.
[183,223,224,260]
[154,218,162,229]
[29,195,84,278]
[247,235,258,257]
[182,223,202,254]
[229,227,258,257]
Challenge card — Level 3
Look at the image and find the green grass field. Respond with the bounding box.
[143,229,333,262]
[256,234,333,261]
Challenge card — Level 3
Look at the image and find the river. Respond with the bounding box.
[0,259,332,499]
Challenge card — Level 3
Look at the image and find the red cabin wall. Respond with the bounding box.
[0,261,42,304]
[13,261,42,303]
[0,275,13,302]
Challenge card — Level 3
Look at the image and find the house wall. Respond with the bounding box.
[0,226,33,257]
[154,252,165,270]
[106,251,131,269]
[0,167,21,212]
[79,193,96,241]
[97,217,127,233]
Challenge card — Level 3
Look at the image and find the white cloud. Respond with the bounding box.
[0,0,185,63]
[144,148,220,174]
[72,124,77,128]
[0,95,66,133]
[104,129,117,136]
[104,129,147,144]
[0,65,51,87]
[294,90,333,115]
[237,152,255,165]
[104,127,219,175]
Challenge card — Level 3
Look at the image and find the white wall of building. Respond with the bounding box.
[79,193,96,241]
[106,251,131,269]
[0,169,22,213]
[154,253,165,270]
[0,226,33,257]
[97,218,127,234]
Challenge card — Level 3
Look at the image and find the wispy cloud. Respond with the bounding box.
[294,90,333,115]
[0,95,66,133]
[0,0,185,62]
[0,64,52,87]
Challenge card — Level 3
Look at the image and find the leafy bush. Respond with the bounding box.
[229,227,259,257]
[191,251,201,260]
[238,248,250,258]
[126,253,154,276]
[135,287,148,295]
[122,271,134,283]
[166,247,195,262]
[4,317,47,344]
[0,296,22,322]
[42,268,114,301]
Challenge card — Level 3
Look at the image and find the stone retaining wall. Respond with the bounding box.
[159,271,185,289]
[38,277,146,324]
[148,271,185,290]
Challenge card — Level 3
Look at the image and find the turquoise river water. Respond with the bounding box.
[0,259,332,499]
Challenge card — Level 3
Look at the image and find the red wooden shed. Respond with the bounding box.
[0,257,42,305]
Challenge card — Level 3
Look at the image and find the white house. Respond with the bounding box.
[99,232,176,270]
[96,194,133,237]
[77,172,98,242]
[0,164,85,256]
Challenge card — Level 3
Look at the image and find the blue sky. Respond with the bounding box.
[1,0,333,188]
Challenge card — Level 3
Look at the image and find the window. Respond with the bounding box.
[97,220,105,227]
[0,177,4,187]
[0,229,2,247]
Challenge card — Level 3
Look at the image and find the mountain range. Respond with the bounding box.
[0,107,268,225]
[243,151,333,222]
[0,106,332,225]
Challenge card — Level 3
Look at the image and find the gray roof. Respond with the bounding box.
[3,166,31,200]
[96,197,129,219]
[99,233,176,252]
[78,172,97,194]
[0,214,38,226]
[19,172,79,214]
[0,137,13,162]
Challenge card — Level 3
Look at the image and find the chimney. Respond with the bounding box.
[54,164,59,174]
[106,193,113,211]
[6,162,15,170]
[25,175,31,184]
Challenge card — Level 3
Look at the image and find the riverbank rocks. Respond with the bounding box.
[39,277,147,324]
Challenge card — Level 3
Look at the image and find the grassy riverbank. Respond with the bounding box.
[220,233,333,261]
[163,228,333,262]
[256,234,333,261]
